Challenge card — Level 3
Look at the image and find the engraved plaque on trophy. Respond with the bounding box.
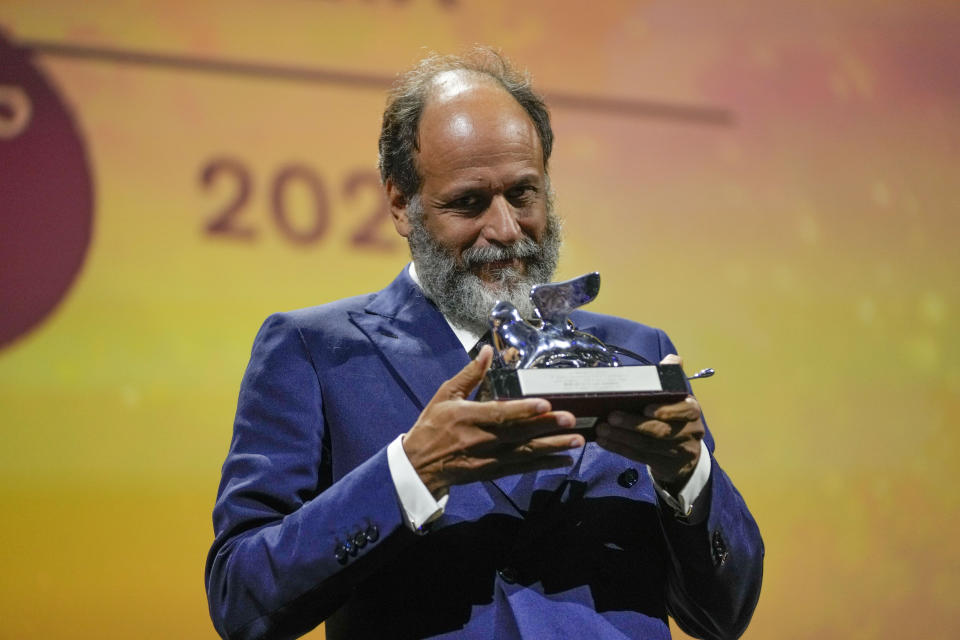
[480,272,692,440]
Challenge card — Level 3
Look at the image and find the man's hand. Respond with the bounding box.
[403,345,584,496]
[595,354,705,495]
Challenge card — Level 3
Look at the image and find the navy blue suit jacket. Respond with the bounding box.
[206,268,763,639]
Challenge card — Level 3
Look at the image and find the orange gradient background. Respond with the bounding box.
[1,1,958,638]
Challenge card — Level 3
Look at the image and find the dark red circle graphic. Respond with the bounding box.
[0,32,93,350]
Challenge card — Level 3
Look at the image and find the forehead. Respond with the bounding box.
[416,73,543,182]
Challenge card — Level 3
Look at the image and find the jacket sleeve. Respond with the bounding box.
[654,329,765,640]
[205,313,412,640]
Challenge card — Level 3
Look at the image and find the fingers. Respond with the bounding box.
[604,397,701,428]
[596,422,701,470]
[496,412,578,442]
[608,416,678,440]
[442,402,576,448]
[464,396,554,425]
[660,353,683,366]
[645,396,701,422]
[476,434,585,474]
[599,398,704,447]
[457,398,573,429]
[597,422,691,452]
[435,345,494,401]
[496,433,584,463]
[441,434,584,485]
[505,433,585,457]
[595,429,695,466]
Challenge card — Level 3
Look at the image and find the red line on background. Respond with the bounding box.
[22,39,734,126]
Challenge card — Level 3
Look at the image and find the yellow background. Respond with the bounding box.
[2,1,959,637]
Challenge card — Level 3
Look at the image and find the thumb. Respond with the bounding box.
[660,353,683,366]
[437,344,494,401]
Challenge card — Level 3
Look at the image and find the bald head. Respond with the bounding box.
[416,74,544,183]
[378,48,553,200]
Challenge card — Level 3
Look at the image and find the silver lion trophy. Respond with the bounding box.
[480,272,709,441]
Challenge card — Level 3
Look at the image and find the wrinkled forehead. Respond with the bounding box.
[417,71,538,155]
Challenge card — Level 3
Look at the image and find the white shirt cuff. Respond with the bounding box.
[387,434,449,534]
[648,439,711,522]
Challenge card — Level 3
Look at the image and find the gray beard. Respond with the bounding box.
[407,199,562,335]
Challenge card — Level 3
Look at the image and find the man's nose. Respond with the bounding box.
[481,196,523,245]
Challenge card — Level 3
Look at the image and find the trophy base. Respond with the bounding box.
[481,364,689,441]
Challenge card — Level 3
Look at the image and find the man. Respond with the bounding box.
[206,48,763,640]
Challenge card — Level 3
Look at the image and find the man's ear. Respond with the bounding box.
[385,179,411,238]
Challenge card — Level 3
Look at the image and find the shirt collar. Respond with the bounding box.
[408,262,483,353]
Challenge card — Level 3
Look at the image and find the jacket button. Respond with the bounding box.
[365,525,380,543]
[617,468,639,488]
[343,539,357,557]
[353,531,367,549]
[497,567,519,584]
[334,543,348,565]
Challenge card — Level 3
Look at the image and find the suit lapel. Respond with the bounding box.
[349,268,469,411]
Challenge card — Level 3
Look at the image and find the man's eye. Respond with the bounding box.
[507,186,536,204]
[447,195,482,211]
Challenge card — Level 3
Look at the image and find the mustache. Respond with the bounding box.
[460,238,542,269]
